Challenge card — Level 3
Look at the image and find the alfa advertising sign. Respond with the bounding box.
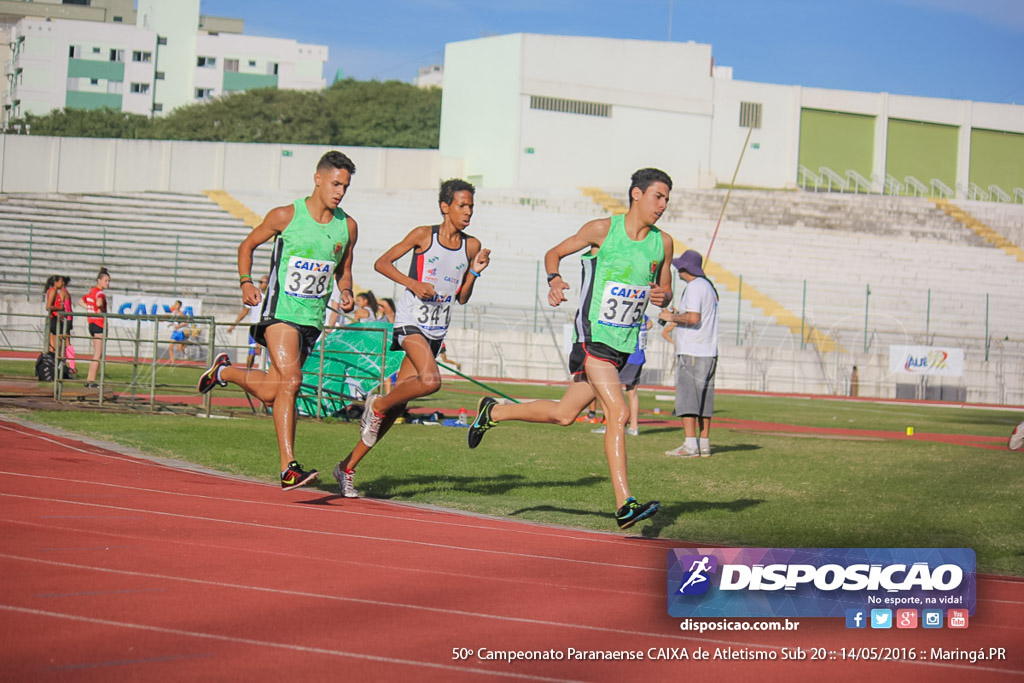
[888,345,964,377]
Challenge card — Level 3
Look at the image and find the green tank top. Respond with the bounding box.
[573,214,664,353]
[263,198,350,329]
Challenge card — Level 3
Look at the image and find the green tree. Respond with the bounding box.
[8,79,441,148]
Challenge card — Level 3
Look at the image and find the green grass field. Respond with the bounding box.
[10,378,1023,576]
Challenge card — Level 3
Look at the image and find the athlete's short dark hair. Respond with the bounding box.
[97,267,109,280]
[628,168,673,205]
[439,178,475,208]
[317,151,356,175]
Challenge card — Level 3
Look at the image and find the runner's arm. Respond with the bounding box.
[649,231,675,308]
[544,218,611,307]
[238,205,291,307]
[457,237,489,304]
[375,226,435,300]
[334,216,358,313]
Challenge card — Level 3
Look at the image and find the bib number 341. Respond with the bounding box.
[598,281,649,328]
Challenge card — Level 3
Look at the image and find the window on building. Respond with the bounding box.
[529,95,612,118]
[107,81,122,94]
[69,45,81,58]
[157,36,167,46]
[155,71,165,80]
[92,47,101,54]
[113,16,123,23]
[90,78,99,86]
[197,56,216,67]
[248,59,256,67]
[272,62,278,75]
[109,49,124,62]
[130,82,150,94]
[739,101,762,129]
[132,51,152,63]
[195,88,214,99]
[224,59,239,72]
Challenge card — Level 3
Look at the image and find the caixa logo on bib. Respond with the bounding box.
[667,548,975,618]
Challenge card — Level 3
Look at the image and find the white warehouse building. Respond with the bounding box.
[439,33,1024,196]
[1,0,326,125]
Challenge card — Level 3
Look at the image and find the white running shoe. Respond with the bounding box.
[627,427,639,437]
[1009,420,1024,451]
[360,395,385,447]
[591,426,607,434]
[665,444,700,458]
[332,462,360,498]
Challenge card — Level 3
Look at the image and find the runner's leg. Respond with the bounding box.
[584,357,631,507]
[371,335,441,413]
[341,354,418,471]
[490,379,595,426]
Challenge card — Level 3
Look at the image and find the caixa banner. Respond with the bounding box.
[109,296,203,329]
[667,548,975,618]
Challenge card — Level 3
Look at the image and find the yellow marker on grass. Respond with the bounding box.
[906,427,914,436]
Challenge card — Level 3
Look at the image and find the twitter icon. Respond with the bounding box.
[870,609,893,629]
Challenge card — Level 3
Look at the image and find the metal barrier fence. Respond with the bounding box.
[1,307,1021,410]
[0,311,391,417]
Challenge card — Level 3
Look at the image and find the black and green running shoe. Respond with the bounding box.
[615,497,660,529]
[467,396,498,449]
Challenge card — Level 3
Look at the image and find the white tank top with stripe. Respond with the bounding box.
[394,226,469,340]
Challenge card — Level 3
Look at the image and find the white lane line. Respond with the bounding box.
[0,604,582,683]
[0,518,664,600]
[0,422,674,551]
[0,491,658,572]
[1,555,1018,676]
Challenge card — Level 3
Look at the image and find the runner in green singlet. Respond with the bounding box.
[197,151,359,491]
[467,168,675,530]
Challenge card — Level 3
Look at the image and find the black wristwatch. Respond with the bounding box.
[546,273,561,284]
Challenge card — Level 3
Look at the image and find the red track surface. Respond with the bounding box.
[1,416,1021,682]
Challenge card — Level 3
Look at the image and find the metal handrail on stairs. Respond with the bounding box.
[846,169,872,194]
[988,184,1011,203]
[930,178,954,199]
[818,166,847,192]
[968,182,990,201]
[905,176,928,197]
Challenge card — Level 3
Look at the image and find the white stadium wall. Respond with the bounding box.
[438,33,1024,192]
[0,135,441,193]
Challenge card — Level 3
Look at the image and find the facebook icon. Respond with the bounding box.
[846,609,867,629]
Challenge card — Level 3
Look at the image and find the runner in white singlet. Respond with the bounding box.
[330,179,491,499]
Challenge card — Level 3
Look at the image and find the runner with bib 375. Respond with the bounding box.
[467,168,675,530]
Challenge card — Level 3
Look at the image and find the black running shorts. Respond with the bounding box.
[568,341,629,376]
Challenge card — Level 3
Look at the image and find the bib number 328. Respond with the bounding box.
[598,281,649,328]
[284,257,333,299]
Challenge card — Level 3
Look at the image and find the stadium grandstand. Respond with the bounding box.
[0,32,1021,406]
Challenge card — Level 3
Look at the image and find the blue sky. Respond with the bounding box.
[200,0,1024,104]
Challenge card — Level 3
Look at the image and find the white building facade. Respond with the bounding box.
[439,34,1024,195]
[1,0,326,125]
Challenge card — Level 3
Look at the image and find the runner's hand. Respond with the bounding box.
[650,282,673,308]
[242,283,261,307]
[339,289,355,312]
[548,277,569,307]
[472,248,491,274]
[410,281,436,300]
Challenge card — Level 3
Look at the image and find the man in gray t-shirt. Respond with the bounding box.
[659,249,719,458]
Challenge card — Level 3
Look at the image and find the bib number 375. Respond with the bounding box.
[284,257,333,299]
[598,281,649,328]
